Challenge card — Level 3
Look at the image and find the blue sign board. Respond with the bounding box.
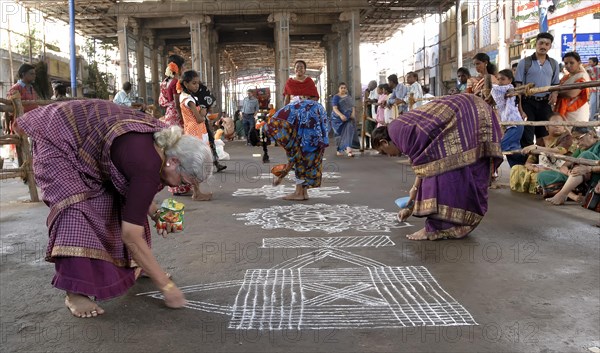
[561,33,600,62]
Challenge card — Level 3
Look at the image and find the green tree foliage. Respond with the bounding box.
[83,39,114,99]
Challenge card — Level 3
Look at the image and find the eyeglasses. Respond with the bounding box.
[575,133,589,142]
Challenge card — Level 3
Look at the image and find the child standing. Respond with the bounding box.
[375,84,389,127]
[491,69,525,168]
[179,70,212,201]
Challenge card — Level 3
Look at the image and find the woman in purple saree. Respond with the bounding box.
[372,94,503,240]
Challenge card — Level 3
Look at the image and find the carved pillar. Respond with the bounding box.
[269,11,295,109]
[117,16,130,87]
[148,31,159,107]
[189,15,212,80]
[322,33,339,115]
[210,30,222,112]
[132,20,147,103]
[332,22,349,86]
[340,10,361,106]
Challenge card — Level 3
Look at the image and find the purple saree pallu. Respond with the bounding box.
[18,100,166,299]
[389,94,503,240]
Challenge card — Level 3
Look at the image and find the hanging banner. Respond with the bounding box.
[516,1,600,38]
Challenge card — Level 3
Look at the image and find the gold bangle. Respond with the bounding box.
[161,281,175,292]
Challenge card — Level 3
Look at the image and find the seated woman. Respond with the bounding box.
[541,127,600,205]
[371,94,503,241]
[555,51,590,125]
[510,113,575,194]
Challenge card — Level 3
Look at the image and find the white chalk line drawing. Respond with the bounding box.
[234,203,412,233]
[138,248,476,329]
[261,235,395,248]
[232,185,349,200]
[251,172,341,181]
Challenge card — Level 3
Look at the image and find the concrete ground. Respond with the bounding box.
[1,140,598,353]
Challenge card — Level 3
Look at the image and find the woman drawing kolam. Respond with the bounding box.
[372,94,503,241]
[16,100,213,317]
[266,60,329,201]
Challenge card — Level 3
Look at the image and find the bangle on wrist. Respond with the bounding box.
[161,280,175,292]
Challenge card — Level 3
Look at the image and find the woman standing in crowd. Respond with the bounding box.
[16,99,213,317]
[159,55,191,195]
[5,63,38,133]
[372,94,503,241]
[555,51,590,124]
[266,59,329,201]
[331,82,356,157]
[467,53,498,97]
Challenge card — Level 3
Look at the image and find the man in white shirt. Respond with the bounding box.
[405,72,423,110]
[113,82,133,107]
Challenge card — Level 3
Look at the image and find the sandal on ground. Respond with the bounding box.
[347,151,354,157]
[336,151,344,156]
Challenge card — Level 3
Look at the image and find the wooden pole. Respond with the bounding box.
[503,149,600,166]
[506,80,600,97]
[500,120,600,126]
[9,92,40,202]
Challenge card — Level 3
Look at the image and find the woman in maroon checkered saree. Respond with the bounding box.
[17,100,212,318]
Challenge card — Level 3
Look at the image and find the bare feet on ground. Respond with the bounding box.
[406,228,428,241]
[283,192,306,201]
[65,293,105,318]
[192,192,212,201]
[162,286,186,308]
[545,193,568,205]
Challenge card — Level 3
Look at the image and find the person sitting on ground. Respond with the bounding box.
[421,85,435,105]
[16,99,213,318]
[510,113,575,194]
[539,127,600,205]
[113,82,146,111]
[371,94,503,241]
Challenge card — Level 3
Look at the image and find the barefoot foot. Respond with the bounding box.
[406,228,428,241]
[192,192,212,201]
[282,192,306,201]
[545,193,568,205]
[65,293,105,318]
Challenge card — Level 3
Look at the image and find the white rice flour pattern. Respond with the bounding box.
[251,172,341,181]
[234,203,412,233]
[138,247,477,329]
[261,235,395,248]
[232,185,349,200]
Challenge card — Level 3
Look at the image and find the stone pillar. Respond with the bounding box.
[269,11,295,110]
[132,20,147,103]
[148,31,159,107]
[456,0,463,68]
[210,30,222,112]
[117,16,129,87]
[322,33,339,114]
[332,22,349,86]
[341,11,361,108]
[189,15,212,80]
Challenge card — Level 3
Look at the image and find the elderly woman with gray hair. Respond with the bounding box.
[16,100,213,318]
